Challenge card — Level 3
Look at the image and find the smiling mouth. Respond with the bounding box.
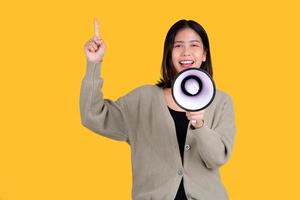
[179,60,194,68]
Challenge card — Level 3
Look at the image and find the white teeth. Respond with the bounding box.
[179,60,194,64]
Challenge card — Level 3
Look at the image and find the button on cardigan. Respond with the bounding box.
[168,107,189,200]
[80,61,236,200]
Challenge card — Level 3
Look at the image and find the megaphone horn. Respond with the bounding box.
[171,68,216,111]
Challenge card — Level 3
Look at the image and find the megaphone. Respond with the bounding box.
[171,68,216,112]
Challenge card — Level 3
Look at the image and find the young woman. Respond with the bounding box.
[80,18,236,200]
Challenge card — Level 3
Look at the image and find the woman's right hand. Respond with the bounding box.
[84,18,106,63]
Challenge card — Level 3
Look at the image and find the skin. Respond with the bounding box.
[84,18,105,63]
[84,19,205,128]
[171,28,207,73]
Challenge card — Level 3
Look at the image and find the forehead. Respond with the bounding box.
[174,28,202,42]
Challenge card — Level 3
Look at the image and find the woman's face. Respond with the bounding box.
[172,28,207,73]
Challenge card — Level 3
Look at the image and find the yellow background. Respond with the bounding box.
[1,0,300,199]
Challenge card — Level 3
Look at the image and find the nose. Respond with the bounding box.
[182,47,191,56]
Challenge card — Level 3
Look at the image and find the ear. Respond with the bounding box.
[203,50,207,62]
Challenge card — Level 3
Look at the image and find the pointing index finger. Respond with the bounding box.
[94,18,100,38]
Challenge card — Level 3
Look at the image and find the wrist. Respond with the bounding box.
[87,58,103,64]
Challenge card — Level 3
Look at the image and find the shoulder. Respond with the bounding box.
[134,84,160,92]
[210,89,234,109]
[121,84,160,101]
[215,89,232,101]
[127,84,160,96]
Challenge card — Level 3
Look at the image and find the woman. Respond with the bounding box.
[80,18,236,200]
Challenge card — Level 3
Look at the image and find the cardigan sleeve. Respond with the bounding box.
[188,94,236,169]
[80,61,130,142]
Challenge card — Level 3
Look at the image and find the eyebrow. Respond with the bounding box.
[174,40,202,43]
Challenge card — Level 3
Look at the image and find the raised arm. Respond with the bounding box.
[80,18,129,142]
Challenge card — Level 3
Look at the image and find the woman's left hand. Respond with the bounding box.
[186,110,205,129]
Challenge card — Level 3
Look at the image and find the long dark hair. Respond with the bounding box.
[156,19,213,88]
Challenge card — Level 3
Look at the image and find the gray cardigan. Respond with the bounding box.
[80,61,236,200]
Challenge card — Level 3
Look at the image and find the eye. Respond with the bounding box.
[174,44,182,48]
[191,44,200,47]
